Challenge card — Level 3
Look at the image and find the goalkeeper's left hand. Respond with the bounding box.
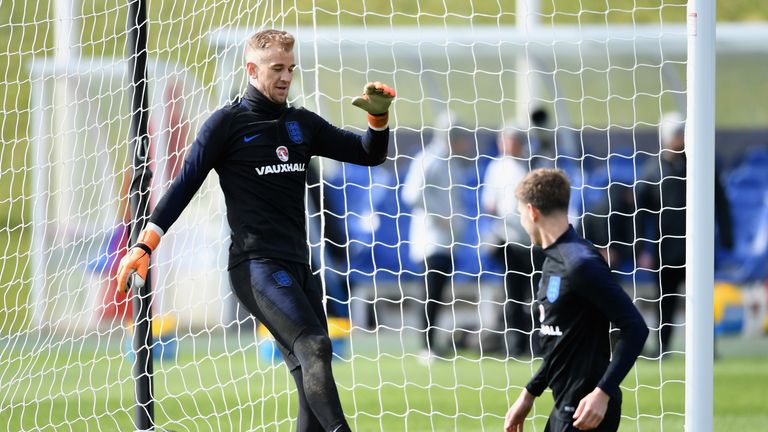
[352,81,396,129]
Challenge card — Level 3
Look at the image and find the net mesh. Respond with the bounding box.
[0,1,700,430]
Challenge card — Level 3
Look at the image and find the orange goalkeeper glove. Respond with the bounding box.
[116,224,163,293]
[352,81,396,129]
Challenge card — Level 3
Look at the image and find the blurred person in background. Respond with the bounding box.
[482,122,544,357]
[402,110,475,363]
[581,178,637,267]
[636,112,732,358]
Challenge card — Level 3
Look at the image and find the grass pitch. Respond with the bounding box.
[1,330,766,431]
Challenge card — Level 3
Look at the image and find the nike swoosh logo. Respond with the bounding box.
[243,133,262,143]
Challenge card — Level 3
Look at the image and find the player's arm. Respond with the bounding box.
[117,110,232,292]
[503,360,548,432]
[571,258,649,429]
[525,358,549,398]
[310,82,395,166]
[504,387,536,432]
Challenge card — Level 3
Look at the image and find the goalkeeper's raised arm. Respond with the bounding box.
[117,29,394,432]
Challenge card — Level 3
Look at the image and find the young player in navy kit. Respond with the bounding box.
[504,169,648,432]
[117,29,395,432]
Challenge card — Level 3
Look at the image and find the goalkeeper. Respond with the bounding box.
[504,169,648,432]
[117,29,395,432]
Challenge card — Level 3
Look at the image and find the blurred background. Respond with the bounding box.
[1,1,767,431]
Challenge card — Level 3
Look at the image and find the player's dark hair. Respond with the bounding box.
[515,168,570,215]
[247,29,295,52]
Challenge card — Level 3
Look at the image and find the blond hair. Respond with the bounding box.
[244,29,295,63]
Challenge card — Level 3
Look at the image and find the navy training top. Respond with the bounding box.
[525,226,649,420]
[149,85,389,267]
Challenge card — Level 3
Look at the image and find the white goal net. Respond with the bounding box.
[0,1,730,431]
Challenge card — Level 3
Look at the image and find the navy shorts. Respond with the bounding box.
[545,397,621,432]
[229,258,328,370]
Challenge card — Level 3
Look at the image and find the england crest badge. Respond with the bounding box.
[546,276,561,303]
[286,121,303,144]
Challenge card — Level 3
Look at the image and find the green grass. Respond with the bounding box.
[1,331,766,431]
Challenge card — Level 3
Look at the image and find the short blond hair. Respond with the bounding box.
[244,29,295,63]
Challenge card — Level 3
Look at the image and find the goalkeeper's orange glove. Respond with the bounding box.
[116,224,163,293]
[352,81,396,130]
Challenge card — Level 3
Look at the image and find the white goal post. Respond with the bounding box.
[685,1,715,431]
